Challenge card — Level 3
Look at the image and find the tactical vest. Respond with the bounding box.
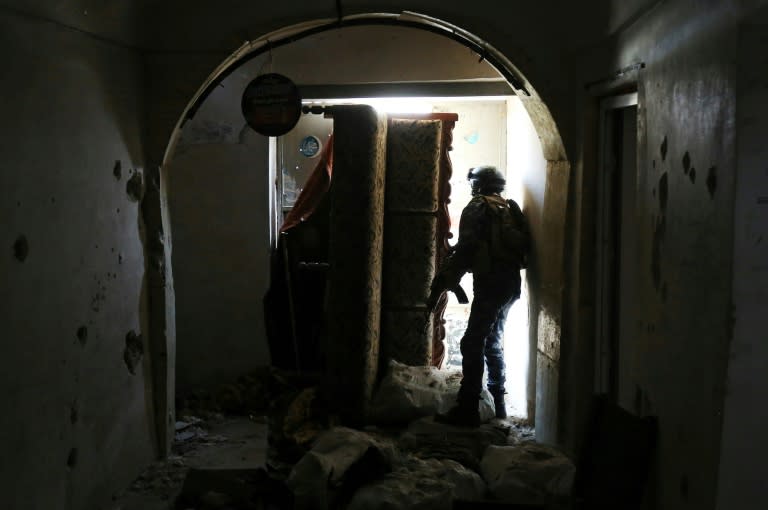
[474,195,529,274]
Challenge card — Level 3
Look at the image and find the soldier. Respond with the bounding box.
[430,165,530,426]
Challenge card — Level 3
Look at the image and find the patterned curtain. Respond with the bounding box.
[324,105,388,425]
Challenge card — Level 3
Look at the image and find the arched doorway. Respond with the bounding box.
[150,12,570,453]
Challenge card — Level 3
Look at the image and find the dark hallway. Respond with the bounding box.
[1,1,766,509]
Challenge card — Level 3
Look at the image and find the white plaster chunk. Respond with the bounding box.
[480,443,575,504]
[286,427,397,510]
[369,360,496,425]
[346,457,486,510]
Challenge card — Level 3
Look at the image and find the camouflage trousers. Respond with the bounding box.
[456,270,521,406]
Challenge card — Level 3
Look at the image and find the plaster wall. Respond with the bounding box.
[168,140,272,390]
[716,18,768,510]
[165,56,274,391]
[566,1,741,507]
[0,10,154,510]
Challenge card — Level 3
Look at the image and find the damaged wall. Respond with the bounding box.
[0,9,155,510]
[564,1,751,508]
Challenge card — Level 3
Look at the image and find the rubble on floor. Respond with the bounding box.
[175,367,274,419]
[369,360,496,425]
[481,443,576,504]
[399,417,509,472]
[346,456,486,510]
[113,365,576,509]
[175,467,292,509]
[109,414,268,510]
[285,420,571,510]
[288,427,399,510]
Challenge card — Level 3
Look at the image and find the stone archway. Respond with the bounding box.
[147,11,571,453]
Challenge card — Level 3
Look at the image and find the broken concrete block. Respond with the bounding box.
[480,443,575,504]
[398,417,509,472]
[286,427,397,510]
[369,360,496,425]
[347,456,486,510]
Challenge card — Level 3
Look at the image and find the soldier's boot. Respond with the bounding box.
[435,401,481,428]
[493,393,508,419]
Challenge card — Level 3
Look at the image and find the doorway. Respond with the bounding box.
[595,92,639,410]
[158,14,570,450]
[277,95,542,419]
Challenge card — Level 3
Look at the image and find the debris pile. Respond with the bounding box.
[368,360,496,425]
[120,363,576,509]
[175,367,274,419]
[273,362,574,509]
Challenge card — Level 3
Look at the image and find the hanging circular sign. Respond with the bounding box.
[241,73,301,136]
[299,135,322,158]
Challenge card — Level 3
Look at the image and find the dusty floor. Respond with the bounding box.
[109,413,536,509]
[109,415,269,510]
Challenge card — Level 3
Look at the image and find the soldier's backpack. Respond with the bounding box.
[482,194,530,270]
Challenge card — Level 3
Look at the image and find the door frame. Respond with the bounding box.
[594,91,638,396]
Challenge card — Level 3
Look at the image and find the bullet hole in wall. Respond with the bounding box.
[682,151,691,174]
[113,160,122,180]
[123,331,144,375]
[689,167,696,184]
[90,279,105,312]
[76,326,88,345]
[126,172,144,202]
[706,166,718,198]
[660,136,668,161]
[13,235,28,262]
[658,172,668,212]
[67,448,78,468]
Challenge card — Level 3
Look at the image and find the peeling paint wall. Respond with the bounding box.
[0,10,153,510]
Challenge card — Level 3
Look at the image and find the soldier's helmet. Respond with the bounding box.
[467,165,506,195]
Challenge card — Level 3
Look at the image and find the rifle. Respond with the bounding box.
[422,280,469,334]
